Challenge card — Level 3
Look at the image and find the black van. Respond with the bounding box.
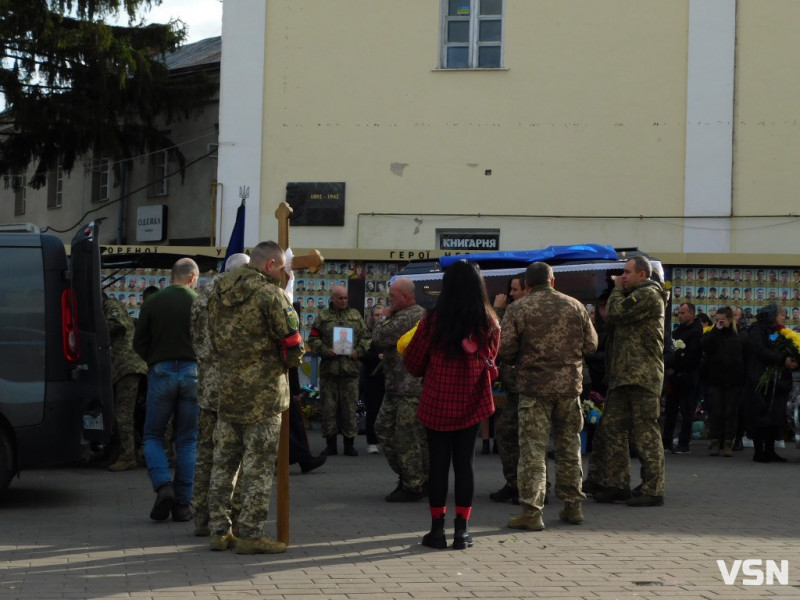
[0,221,114,495]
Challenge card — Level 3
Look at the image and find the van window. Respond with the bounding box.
[0,247,46,383]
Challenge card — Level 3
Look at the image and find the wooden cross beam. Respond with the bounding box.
[275,202,324,275]
[274,201,324,546]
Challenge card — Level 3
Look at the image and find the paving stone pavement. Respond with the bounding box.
[1,436,799,600]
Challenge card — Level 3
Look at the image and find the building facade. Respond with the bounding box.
[0,37,221,247]
[215,0,800,261]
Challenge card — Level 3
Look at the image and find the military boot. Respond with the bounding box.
[723,440,734,457]
[421,517,447,550]
[626,493,664,507]
[507,509,545,531]
[209,531,236,551]
[709,440,720,456]
[321,435,338,456]
[593,487,631,503]
[453,516,473,549]
[558,501,584,524]
[235,535,287,555]
[343,436,358,456]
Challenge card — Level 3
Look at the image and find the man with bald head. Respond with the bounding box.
[372,278,429,501]
[134,257,200,523]
[309,285,371,456]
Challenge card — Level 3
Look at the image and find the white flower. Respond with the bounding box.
[674,339,686,351]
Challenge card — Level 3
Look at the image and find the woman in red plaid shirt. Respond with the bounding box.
[403,260,500,550]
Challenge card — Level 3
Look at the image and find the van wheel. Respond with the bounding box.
[0,428,14,495]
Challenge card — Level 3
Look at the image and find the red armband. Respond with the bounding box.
[281,331,303,349]
[276,331,304,367]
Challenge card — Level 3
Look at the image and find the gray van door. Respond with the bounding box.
[69,222,115,444]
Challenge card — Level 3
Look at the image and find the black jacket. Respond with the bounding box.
[701,325,746,387]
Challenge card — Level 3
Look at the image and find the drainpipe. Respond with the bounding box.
[116,161,127,244]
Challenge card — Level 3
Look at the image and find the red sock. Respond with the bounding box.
[429,506,446,519]
[455,506,472,520]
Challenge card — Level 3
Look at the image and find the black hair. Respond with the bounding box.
[430,260,494,355]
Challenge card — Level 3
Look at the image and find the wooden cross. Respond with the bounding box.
[274,201,324,545]
[275,202,324,279]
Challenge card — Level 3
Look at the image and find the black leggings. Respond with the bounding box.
[425,424,480,508]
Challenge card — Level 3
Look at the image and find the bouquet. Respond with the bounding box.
[756,328,800,396]
[581,391,605,425]
[674,339,686,351]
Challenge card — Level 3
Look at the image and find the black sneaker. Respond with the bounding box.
[489,484,519,504]
[171,503,193,522]
[150,483,175,521]
[672,445,691,454]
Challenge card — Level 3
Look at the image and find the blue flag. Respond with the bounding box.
[222,201,245,272]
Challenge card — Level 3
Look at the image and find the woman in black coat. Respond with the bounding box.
[744,303,797,462]
[701,306,746,457]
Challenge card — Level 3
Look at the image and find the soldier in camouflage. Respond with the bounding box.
[501,262,597,531]
[593,256,668,507]
[308,285,371,457]
[103,292,148,471]
[372,278,429,502]
[489,273,527,504]
[205,242,304,555]
[189,252,250,537]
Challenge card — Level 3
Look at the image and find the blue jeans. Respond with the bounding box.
[143,361,199,505]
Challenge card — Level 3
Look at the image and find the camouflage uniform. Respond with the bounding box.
[205,265,303,538]
[601,280,668,497]
[498,284,597,513]
[103,294,147,464]
[372,303,429,493]
[190,279,241,531]
[493,305,520,488]
[495,363,520,488]
[308,306,371,438]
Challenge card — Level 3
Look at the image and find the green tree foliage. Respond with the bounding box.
[0,0,217,189]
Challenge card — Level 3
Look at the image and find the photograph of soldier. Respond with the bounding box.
[333,327,354,356]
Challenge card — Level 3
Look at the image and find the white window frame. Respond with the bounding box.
[149,149,170,197]
[47,163,63,209]
[440,0,504,69]
[93,157,111,203]
[13,174,26,215]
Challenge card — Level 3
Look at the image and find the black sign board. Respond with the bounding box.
[285,182,345,226]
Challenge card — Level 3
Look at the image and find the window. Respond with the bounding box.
[441,0,503,69]
[92,157,111,203]
[47,163,63,209]
[12,174,26,215]
[148,149,170,197]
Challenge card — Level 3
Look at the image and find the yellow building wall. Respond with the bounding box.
[259,1,691,251]
[732,0,800,230]
[254,1,800,256]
